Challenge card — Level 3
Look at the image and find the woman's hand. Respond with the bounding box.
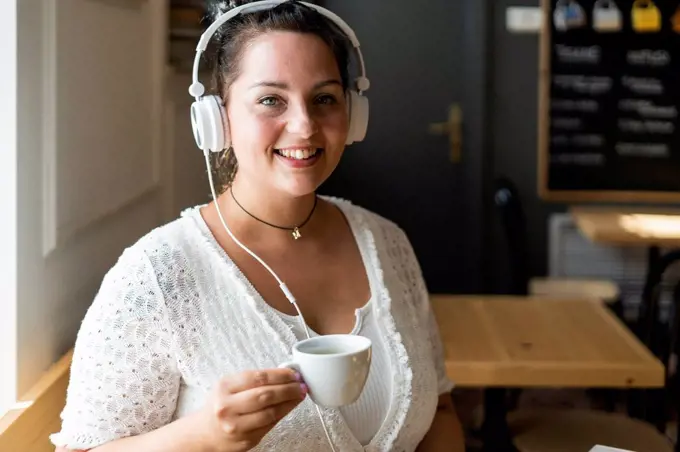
[201,368,308,452]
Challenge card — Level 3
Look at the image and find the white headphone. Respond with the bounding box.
[188,0,371,153]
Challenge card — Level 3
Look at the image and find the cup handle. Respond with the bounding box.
[278,361,301,373]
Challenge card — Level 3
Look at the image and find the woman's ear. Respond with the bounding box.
[220,99,231,150]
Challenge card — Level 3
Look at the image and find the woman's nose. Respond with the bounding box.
[286,104,318,138]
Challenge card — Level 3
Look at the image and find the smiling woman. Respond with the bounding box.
[49,2,463,451]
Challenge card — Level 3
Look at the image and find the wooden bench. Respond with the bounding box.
[529,277,620,305]
[0,349,73,452]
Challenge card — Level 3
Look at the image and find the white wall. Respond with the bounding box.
[0,1,18,413]
[14,0,170,397]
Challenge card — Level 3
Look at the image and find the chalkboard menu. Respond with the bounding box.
[539,0,680,202]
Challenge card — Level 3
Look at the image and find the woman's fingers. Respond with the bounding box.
[221,369,301,394]
[222,399,304,435]
[230,382,307,414]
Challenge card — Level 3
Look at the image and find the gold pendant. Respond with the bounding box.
[292,227,301,240]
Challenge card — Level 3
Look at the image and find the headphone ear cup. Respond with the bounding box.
[190,95,229,153]
[345,90,369,145]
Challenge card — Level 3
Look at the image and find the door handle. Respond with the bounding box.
[428,103,463,163]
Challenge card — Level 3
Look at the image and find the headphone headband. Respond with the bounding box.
[188,0,371,152]
[189,0,369,99]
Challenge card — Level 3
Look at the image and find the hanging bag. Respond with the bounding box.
[565,0,587,28]
[671,5,680,33]
[631,0,662,33]
[554,0,570,31]
[593,0,623,32]
[554,0,586,31]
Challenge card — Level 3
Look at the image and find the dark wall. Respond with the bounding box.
[318,0,568,292]
[488,0,567,291]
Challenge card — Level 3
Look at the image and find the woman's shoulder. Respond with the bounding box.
[106,205,217,285]
[130,205,208,253]
[113,205,213,264]
[322,195,411,245]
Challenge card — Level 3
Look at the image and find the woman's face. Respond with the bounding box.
[226,31,349,197]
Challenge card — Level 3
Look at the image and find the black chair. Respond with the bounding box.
[634,259,680,444]
[493,176,622,310]
[671,281,680,452]
[493,176,530,296]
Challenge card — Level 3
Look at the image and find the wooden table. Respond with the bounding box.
[431,295,664,388]
[570,206,680,363]
[570,206,680,247]
[432,295,665,451]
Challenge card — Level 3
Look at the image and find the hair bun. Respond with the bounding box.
[205,0,266,21]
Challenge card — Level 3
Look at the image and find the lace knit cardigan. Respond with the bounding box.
[51,197,454,451]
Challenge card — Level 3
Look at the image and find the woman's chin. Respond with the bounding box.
[274,167,333,196]
[271,173,327,197]
[279,181,323,198]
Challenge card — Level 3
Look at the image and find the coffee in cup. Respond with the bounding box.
[279,334,372,407]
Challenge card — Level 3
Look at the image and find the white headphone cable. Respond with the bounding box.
[202,150,337,451]
[203,151,309,337]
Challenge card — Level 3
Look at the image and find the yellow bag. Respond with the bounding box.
[631,0,661,33]
[672,6,680,33]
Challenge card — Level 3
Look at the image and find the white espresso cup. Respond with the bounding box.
[279,334,372,407]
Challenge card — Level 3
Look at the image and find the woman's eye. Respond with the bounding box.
[259,96,281,107]
[316,94,338,105]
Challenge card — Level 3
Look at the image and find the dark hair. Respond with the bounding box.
[204,0,352,193]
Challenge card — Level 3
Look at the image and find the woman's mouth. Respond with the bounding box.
[274,147,324,168]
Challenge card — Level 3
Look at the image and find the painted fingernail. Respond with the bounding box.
[293,371,302,382]
[300,383,308,396]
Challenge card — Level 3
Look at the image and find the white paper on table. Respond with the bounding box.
[589,446,636,452]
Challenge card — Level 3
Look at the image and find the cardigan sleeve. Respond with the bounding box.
[422,290,455,395]
[50,247,181,450]
[388,225,455,395]
[381,219,454,395]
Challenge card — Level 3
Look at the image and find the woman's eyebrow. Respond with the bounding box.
[248,79,342,90]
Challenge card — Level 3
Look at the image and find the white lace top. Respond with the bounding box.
[50,197,454,451]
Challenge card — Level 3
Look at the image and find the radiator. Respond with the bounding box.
[547,213,680,322]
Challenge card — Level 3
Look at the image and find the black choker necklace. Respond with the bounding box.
[229,188,318,240]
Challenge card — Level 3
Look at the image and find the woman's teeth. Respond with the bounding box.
[276,148,320,160]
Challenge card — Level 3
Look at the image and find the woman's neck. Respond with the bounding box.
[216,176,319,241]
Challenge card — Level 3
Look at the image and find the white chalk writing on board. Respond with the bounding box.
[556,45,602,64]
[621,76,663,95]
[553,75,612,94]
[552,99,599,112]
[618,100,678,119]
[551,153,606,166]
[627,49,670,67]
[616,142,669,158]
[572,135,605,147]
[552,117,582,129]
[618,119,675,134]
[551,134,604,147]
